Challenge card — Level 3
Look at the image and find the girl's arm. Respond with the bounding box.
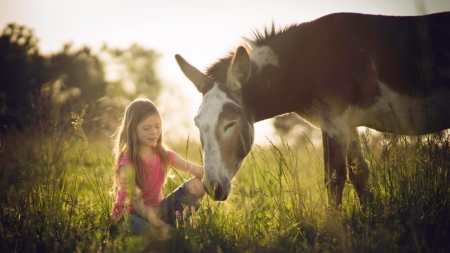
[117,165,172,232]
[170,152,204,179]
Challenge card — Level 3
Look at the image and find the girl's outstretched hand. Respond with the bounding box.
[152,221,173,241]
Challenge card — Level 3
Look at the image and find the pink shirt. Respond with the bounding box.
[110,151,174,221]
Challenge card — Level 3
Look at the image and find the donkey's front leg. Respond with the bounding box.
[347,128,372,204]
[322,131,347,207]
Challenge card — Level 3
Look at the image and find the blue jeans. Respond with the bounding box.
[118,184,200,235]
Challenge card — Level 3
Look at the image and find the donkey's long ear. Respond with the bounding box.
[228,46,251,91]
[175,54,207,92]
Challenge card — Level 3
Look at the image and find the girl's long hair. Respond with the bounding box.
[112,98,170,190]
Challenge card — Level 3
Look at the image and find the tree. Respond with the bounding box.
[103,44,161,99]
[0,23,110,134]
[49,43,107,103]
[0,23,163,137]
[96,44,163,133]
[46,43,108,132]
[0,23,48,132]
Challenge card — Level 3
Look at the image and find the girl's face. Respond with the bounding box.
[136,113,162,148]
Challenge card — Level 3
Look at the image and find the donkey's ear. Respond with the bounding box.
[175,54,207,93]
[228,46,251,91]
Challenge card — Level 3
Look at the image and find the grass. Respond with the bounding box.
[1,114,450,252]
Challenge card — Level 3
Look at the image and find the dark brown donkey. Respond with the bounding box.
[175,12,450,206]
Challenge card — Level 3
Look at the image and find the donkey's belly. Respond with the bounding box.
[354,83,450,135]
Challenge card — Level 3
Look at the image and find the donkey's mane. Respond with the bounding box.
[248,23,299,47]
[205,23,300,87]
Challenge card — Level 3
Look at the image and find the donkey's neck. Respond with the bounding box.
[243,24,314,122]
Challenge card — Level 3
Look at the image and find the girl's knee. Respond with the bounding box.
[186,177,205,198]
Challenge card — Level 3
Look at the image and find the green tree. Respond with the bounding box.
[103,43,161,99]
[46,43,108,132]
[0,23,48,132]
[0,23,109,134]
[49,43,106,103]
[0,23,163,136]
[97,44,162,133]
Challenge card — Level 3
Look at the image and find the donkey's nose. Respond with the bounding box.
[203,180,229,201]
[213,182,229,201]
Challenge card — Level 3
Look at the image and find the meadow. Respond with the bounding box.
[1,112,450,253]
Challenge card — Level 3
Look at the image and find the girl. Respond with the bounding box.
[110,98,205,236]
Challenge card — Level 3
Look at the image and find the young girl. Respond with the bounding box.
[110,98,205,236]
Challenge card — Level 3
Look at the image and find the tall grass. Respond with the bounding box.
[0,110,115,252]
[1,114,450,252]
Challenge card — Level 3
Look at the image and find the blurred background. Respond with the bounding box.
[3,2,450,252]
[1,0,450,146]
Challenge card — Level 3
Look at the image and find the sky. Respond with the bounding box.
[1,0,450,145]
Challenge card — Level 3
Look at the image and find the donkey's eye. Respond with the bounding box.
[224,121,237,131]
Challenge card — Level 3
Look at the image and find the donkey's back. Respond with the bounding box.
[361,12,450,94]
[292,12,450,135]
[350,12,450,135]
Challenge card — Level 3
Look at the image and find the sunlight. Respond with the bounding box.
[3,1,450,252]
[1,0,450,146]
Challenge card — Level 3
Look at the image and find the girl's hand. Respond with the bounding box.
[171,152,204,179]
[153,221,173,241]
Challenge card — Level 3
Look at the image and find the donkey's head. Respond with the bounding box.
[175,47,254,201]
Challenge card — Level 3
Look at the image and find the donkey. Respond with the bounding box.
[175,12,450,207]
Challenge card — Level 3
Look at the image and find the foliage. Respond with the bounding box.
[1,115,450,252]
[49,44,107,103]
[96,44,163,133]
[0,23,108,133]
[102,43,161,100]
[0,23,162,136]
[0,24,47,132]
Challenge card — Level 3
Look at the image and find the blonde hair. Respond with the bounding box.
[112,98,170,190]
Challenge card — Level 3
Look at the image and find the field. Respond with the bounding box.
[1,115,450,253]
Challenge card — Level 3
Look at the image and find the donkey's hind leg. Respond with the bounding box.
[346,128,372,204]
